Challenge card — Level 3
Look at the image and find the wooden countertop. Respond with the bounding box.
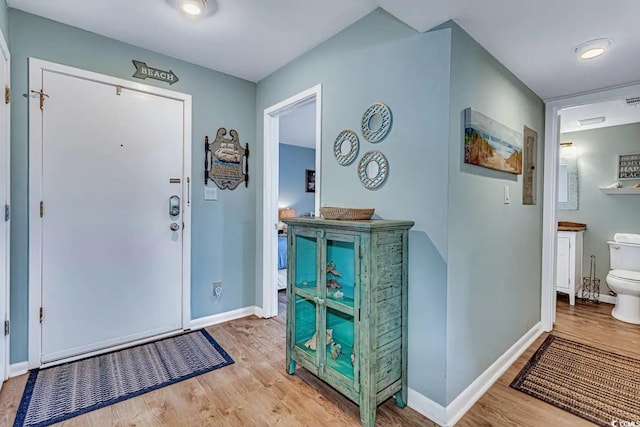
[558,221,587,231]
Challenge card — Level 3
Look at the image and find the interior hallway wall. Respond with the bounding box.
[445,22,544,403]
[257,9,451,405]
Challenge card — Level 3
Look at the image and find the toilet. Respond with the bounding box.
[607,235,640,324]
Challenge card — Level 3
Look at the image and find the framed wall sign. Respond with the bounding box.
[617,152,640,180]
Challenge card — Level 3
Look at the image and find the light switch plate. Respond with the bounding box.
[204,186,218,201]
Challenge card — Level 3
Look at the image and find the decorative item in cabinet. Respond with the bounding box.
[282,217,414,427]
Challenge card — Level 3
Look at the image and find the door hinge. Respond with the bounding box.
[3,320,9,336]
[40,201,44,218]
[30,89,49,110]
[39,307,43,323]
[4,85,9,104]
[4,204,8,221]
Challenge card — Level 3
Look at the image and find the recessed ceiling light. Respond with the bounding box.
[574,38,612,60]
[180,0,206,16]
[578,116,606,126]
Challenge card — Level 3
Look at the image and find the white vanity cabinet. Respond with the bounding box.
[556,231,584,305]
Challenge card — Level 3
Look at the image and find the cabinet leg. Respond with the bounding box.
[287,359,296,375]
[394,390,407,408]
[360,395,377,427]
[570,293,575,306]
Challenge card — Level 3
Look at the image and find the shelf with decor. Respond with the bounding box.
[599,187,640,195]
[283,217,414,427]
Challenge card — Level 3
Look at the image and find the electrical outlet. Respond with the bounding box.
[214,281,222,298]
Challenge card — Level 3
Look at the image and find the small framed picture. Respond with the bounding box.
[617,153,640,180]
[305,169,316,193]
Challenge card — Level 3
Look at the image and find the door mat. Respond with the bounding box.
[510,334,640,426]
[14,329,233,427]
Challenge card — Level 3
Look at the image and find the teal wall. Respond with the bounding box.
[257,10,451,405]
[0,0,7,42]
[279,143,315,216]
[446,23,544,403]
[559,123,640,287]
[8,9,257,363]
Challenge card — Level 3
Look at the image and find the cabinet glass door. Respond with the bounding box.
[323,234,358,387]
[292,231,321,366]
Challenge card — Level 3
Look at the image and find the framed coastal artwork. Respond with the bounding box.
[464,108,523,175]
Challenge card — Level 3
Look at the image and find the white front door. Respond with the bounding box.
[38,69,186,363]
[0,33,9,387]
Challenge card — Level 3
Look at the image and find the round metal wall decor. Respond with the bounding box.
[358,151,388,190]
[333,130,359,166]
[361,103,392,143]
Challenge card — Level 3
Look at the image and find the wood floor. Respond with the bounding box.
[0,316,432,427]
[0,295,637,426]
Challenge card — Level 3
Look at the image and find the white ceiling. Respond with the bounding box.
[7,0,377,82]
[7,0,640,100]
[560,97,640,134]
[378,0,640,100]
[279,102,316,149]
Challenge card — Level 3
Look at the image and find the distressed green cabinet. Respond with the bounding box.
[282,218,414,427]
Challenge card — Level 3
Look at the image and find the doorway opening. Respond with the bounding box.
[262,85,322,319]
[541,82,640,332]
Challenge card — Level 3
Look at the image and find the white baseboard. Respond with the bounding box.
[408,322,543,427]
[189,305,259,330]
[408,388,447,426]
[597,294,617,304]
[9,361,28,378]
[254,306,265,318]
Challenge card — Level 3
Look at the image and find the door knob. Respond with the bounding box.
[170,222,180,231]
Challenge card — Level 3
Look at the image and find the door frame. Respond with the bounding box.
[262,84,322,318]
[28,58,192,369]
[541,82,640,331]
[0,29,10,382]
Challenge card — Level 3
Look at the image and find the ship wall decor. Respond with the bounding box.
[205,128,249,189]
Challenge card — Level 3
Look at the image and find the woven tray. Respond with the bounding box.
[319,207,374,220]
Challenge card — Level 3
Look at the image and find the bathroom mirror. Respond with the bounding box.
[558,156,578,210]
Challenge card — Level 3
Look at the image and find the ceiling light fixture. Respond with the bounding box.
[179,0,206,16]
[578,116,606,126]
[574,38,612,60]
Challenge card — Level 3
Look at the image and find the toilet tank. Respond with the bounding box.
[609,241,640,271]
